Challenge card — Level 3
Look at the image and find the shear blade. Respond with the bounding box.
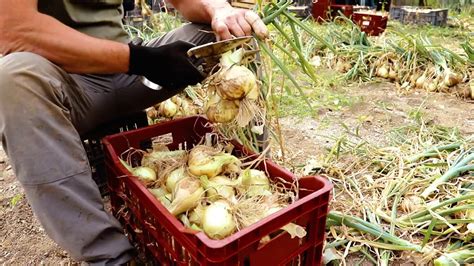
[187,36,253,59]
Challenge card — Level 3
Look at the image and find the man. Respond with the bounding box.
[0,0,267,264]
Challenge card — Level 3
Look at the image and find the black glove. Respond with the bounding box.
[122,0,135,11]
[128,41,204,90]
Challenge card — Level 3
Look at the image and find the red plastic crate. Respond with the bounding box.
[330,4,354,19]
[103,116,332,265]
[311,0,331,22]
[352,12,388,36]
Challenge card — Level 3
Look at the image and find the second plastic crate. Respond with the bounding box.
[81,111,148,195]
[103,115,333,265]
[389,5,410,20]
[402,8,448,26]
[389,6,448,26]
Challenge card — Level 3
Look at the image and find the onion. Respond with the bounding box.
[415,74,426,89]
[148,187,167,199]
[281,223,307,239]
[461,83,474,99]
[142,150,186,162]
[158,193,172,208]
[442,70,461,87]
[265,206,306,238]
[409,74,418,86]
[158,99,178,118]
[239,169,271,196]
[189,204,205,226]
[205,93,240,123]
[244,205,307,239]
[141,150,187,171]
[401,195,425,213]
[119,158,157,184]
[165,166,186,192]
[200,175,236,201]
[170,95,183,107]
[310,55,322,67]
[470,81,474,98]
[146,107,158,120]
[188,146,241,178]
[132,166,157,184]
[168,177,204,216]
[460,86,472,98]
[376,65,389,79]
[400,81,411,90]
[119,158,134,173]
[191,224,202,231]
[179,213,191,228]
[425,81,438,92]
[388,68,397,80]
[468,223,474,234]
[207,49,258,101]
[211,65,258,101]
[202,200,236,239]
[175,110,183,117]
[181,100,196,116]
[245,83,259,101]
[335,60,351,73]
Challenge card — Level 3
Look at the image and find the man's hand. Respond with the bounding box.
[128,41,204,90]
[211,6,268,41]
[169,0,268,41]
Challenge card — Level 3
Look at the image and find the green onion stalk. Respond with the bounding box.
[434,248,474,266]
[327,211,423,252]
[400,194,474,223]
[421,152,474,198]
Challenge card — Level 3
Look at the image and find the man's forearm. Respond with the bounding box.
[0,12,129,74]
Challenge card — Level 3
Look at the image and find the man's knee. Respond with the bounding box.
[0,52,60,105]
[0,51,54,76]
[147,23,215,48]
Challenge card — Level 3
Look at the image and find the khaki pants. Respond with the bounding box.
[0,24,214,265]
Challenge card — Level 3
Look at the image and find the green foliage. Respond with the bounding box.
[9,194,22,207]
[124,12,183,41]
[276,84,357,118]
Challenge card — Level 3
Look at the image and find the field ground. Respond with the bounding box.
[1,81,472,264]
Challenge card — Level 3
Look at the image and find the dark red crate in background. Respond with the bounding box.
[103,116,333,265]
[352,12,388,36]
[330,4,354,18]
[311,0,332,21]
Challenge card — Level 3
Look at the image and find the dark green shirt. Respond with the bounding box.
[38,0,129,43]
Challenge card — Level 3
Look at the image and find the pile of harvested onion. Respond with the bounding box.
[372,56,465,93]
[146,95,198,124]
[120,143,305,240]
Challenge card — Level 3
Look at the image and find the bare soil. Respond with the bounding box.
[279,82,474,169]
[0,148,75,265]
[1,83,473,264]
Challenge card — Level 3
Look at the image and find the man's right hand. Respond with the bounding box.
[128,41,205,90]
[211,6,268,41]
